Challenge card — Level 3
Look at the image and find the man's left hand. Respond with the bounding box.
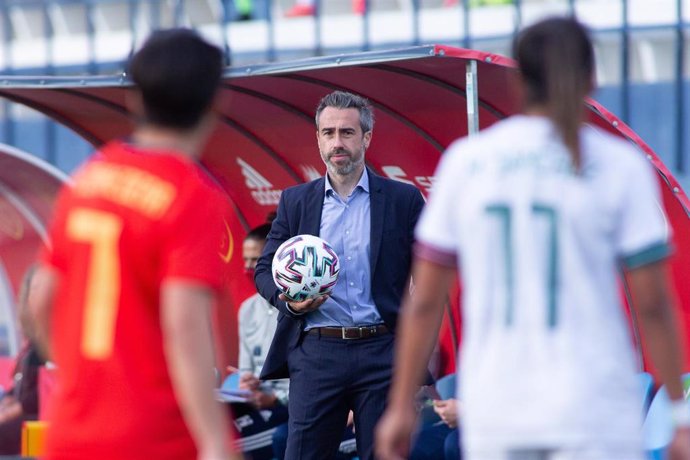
[250,391,277,410]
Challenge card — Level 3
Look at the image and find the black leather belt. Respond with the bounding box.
[307,324,389,340]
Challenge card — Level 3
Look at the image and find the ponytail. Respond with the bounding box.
[514,17,594,172]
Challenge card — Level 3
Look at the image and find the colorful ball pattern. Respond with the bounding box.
[271,234,340,302]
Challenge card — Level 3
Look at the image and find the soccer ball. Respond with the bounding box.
[271,234,340,302]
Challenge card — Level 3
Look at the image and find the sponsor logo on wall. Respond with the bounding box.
[300,165,323,181]
[381,165,435,196]
[237,157,282,206]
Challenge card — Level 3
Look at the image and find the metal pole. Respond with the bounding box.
[2,0,15,145]
[85,0,97,74]
[621,0,630,124]
[173,0,184,27]
[42,0,56,166]
[466,60,479,136]
[220,0,231,65]
[362,0,370,52]
[412,0,420,46]
[152,0,161,29]
[42,0,54,74]
[128,0,138,58]
[266,0,275,61]
[1,0,11,74]
[462,0,470,48]
[675,0,685,172]
[513,0,522,33]
[315,0,322,56]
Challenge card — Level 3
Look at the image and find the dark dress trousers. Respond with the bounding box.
[254,169,425,460]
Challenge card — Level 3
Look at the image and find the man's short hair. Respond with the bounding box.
[128,28,223,129]
[315,91,375,134]
[245,223,271,242]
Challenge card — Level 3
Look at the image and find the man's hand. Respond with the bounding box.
[238,372,260,391]
[668,427,690,460]
[433,399,460,428]
[0,397,21,424]
[250,391,278,410]
[280,294,329,314]
[375,403,417,460]
[198,448,244,460]
[238,372,278,409]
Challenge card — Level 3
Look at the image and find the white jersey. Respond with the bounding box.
[238,293,289,402]
[415,115,671,453]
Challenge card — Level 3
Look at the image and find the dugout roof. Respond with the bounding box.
[0,44,688,370]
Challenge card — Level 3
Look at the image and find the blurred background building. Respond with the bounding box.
[0,0,687,187]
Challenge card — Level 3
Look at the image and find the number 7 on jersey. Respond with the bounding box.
[66,208,123,359]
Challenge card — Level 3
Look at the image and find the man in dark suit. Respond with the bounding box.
[254,91,425,460]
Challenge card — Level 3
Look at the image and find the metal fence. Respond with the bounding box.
[0,0,688,180]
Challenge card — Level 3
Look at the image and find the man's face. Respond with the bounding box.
[243,238,265,274]
[316,107,371,178]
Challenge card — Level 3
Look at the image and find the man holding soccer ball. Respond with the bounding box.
[254,91,425,460]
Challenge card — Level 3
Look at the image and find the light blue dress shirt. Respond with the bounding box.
[303,169,382,329]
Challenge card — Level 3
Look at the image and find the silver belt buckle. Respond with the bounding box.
[341,326,378,339]
[342,327,359,339]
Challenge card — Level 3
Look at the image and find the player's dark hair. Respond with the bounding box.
[245,223,271,242]
[315,91,375,134]
[128,28,223,129]
[513,17,594,171]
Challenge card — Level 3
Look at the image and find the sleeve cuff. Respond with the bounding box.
[285,301,306,316]
[414,241,458,268]
[621,241,673,270]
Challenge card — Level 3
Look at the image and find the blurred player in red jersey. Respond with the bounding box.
[28,29,241,460]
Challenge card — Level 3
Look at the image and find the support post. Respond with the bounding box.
[466,60,479,137]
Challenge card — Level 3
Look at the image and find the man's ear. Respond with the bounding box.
[364,130,372,149]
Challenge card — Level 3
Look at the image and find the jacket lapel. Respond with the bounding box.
[369,170,385,275]
[304,177,325,236]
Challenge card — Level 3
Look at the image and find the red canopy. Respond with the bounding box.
[0,143,68,358]
[1,45,688,373]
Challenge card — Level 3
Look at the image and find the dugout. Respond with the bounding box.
[0,143,67,382]
[0,44,687,377]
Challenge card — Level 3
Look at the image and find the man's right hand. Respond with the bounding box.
[668,427,690,460]
[375,403,417,460]
[198,448,244,460]
[433,399,460,428]
[280,294,328,314]
[238,372,260,391]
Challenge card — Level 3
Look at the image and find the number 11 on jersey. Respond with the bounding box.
[486,203,559,328]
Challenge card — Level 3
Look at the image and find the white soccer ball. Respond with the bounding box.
[271,234,340,302]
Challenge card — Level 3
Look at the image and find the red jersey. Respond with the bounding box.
[41,141,233,460]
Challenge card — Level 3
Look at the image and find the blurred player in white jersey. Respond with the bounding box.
[376,16,690,460]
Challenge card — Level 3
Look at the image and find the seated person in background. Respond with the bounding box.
[408,384,461,460]
[233,223,290,460]
[233,223,357,459]
[0,265,44,454]
[432,399,461,460]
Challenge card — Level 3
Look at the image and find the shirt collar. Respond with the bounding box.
[325,168,370,197]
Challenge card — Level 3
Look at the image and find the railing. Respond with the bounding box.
[0,0,688,179]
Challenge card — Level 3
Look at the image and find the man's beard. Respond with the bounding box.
[324,148,363,176]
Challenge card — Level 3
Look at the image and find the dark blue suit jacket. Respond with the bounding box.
[254,169,425,380]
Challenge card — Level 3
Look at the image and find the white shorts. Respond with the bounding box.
[464,446,645,460]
